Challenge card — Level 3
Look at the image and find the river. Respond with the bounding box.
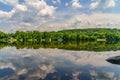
[0,46,120,80]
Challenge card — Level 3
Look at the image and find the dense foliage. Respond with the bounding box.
[1,28,120,42]
[0,28,120,51]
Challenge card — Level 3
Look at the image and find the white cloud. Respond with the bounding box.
[90,1,99,9]
[0,2,27,19]
[0,0,119,32]
[15,4,27,11]
[44,13,120,31]
[0,0,18,6]
[52,0,61,4]
[38,6,56,16]
[72,0,82,9]
[0,10,15,22]
[0,4,27,21]
[0,10,120,32]
[90,0,116,9]
[25,0,56,16]
[0,11,11,18]
[25,0,47,10]
[0,0,56,32]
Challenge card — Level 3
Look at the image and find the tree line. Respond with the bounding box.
[1,28,120,43]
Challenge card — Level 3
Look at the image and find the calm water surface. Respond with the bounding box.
[0,47,120,80]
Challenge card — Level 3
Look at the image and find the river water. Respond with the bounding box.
[0,47,120,80]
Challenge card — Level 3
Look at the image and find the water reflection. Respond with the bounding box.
[1,41,120,52]
[0,47,120,80]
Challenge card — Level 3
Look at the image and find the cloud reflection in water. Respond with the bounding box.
[0,47,120,80]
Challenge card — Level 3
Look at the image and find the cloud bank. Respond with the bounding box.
[0,0,119,32]
[90,0,116,9]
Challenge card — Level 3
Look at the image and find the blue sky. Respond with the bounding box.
[0,0,120,32]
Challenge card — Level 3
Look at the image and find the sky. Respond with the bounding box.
[0,0,120,32]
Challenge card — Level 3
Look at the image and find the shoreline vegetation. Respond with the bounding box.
[0,28,120,51]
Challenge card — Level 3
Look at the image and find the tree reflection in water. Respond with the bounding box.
[0,41,120,52]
